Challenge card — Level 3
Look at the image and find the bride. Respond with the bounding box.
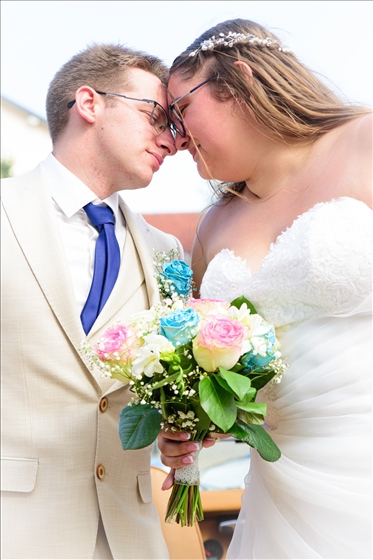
[158,18,372,559]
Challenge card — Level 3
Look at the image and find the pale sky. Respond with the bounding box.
[1,1,372,212]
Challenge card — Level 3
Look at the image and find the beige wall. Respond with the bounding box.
[1,97,52,176]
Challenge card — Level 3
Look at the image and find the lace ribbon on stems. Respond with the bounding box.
[165,441,204,526]
[174,442,202,485]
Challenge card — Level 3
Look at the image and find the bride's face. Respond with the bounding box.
[168,71,259,183]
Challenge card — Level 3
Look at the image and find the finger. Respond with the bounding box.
[159,439,201,469]
[201,437,217,449]
[161,468,175,491]
[158,435,196,458]
[158,430,191,447]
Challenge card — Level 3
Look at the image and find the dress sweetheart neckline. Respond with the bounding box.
[210,196,371,276]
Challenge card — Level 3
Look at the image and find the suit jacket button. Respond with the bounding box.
[99,397,108,412]
[96,465,106,480]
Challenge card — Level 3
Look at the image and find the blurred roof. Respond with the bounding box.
[1,95,47,123]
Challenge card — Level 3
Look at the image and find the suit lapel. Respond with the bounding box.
[121,200,162,307]
[2,165,86,348]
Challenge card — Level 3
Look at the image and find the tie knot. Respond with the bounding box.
[83,202,115,229]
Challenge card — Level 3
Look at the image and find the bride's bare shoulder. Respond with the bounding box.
[342,113,372,145]
[338,113,372,208]
[197,196,235,232]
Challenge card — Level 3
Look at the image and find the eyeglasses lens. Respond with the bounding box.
[170,105,185,137]
[149,103,169,134]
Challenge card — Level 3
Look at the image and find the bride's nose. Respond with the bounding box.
[175,132,190,151]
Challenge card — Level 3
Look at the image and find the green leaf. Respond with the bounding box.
[236,400,267,415]
[199,376,237,432]
[218,368,252,401]
[118,404,161,450]
[231,363,246,373]
[249,371,277,391]
[214,375,233,393]
[237,387,257,403]
[230,296,257,314]
[237,396,266,424]
[229,419,281,462]
[237,409,265,426]
[193,400,214,432]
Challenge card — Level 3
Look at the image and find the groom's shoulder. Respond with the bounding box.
[1,163,44,193]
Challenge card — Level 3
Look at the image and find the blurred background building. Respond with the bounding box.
[1,96,51,177]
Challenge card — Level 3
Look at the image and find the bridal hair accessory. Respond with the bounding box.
[189,31,293,57]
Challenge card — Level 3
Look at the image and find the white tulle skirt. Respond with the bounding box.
[227,296,372,559]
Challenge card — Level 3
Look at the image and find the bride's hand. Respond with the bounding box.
[157,430,229,490]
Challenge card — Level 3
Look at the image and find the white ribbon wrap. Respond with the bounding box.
[174,441,202,485]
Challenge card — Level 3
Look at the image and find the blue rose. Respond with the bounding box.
[160,260,193,297]
[160,308,200,347]
[241,329,277,369]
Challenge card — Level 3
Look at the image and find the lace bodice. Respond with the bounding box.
[201,198,372,328]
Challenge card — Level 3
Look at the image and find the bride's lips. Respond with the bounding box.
[148,152,163,171]
[189,147,198,161]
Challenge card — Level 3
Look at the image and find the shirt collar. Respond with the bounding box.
[44,153,120,220]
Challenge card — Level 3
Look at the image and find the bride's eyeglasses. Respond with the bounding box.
[67,90,171,135]
[168,78,213,138]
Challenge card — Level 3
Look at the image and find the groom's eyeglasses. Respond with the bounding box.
[168,78,213,138]
[67,90,171,136]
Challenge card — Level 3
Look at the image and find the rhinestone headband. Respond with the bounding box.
[189,31,292,57]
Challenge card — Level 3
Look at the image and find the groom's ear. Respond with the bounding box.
[74,86,100,124]
[233,60,254,81]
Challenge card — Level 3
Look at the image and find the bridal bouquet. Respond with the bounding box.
[81,250,286,527]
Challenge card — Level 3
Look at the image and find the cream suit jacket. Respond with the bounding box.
[1,161,183,559]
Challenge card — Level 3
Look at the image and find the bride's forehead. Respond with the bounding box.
[168,77,189,98]
[168,72,205,97]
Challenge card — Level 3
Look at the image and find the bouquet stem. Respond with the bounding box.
[165,442,204,526]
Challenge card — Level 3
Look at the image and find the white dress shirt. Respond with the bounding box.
[44,153,126,314]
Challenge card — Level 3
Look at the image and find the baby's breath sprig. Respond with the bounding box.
[270,358,288,384]
[153,249,195,303]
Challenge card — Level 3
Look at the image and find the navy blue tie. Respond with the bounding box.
[81,203,121,334]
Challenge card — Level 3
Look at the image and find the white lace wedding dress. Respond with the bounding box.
[200,198,372,559]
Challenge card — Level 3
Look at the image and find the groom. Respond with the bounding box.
[1,43,182,559]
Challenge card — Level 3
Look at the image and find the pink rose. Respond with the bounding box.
[192,315,246,372]
[188,298,230,317]
[94,325,139,365]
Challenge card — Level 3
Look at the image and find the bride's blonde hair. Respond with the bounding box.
[169,18,371,198]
